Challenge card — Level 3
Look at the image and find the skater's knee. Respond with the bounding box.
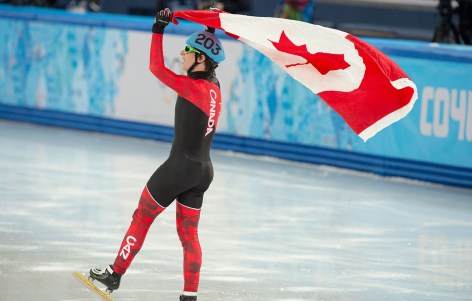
[176,216,200,242]
[176,202,201,244]
[177,227,199,243]
[132,207,159,227]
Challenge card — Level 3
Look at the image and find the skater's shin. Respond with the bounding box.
[176,202,202,293]
[112,186,165,275]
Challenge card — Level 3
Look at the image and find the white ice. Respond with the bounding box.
[0,120,471,301]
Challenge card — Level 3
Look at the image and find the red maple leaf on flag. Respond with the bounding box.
[269,31,351,75]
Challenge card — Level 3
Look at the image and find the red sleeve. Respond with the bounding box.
[149,33,200,99]
[149,33,222,119]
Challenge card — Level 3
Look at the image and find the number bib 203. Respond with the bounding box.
[194,34,222,56]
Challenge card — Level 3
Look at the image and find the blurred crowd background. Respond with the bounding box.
[0,0,470,44]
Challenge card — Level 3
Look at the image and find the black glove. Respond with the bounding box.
[152,8,172,34]
[205,26,216,33]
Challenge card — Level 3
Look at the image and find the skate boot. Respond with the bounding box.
[179,295,197,301]
[89,265,121,291]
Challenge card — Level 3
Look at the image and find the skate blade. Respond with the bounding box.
[73,271,114,301]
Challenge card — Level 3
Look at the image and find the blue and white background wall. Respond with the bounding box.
[0,5,471,188]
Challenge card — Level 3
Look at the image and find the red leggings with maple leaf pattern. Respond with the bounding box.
[112,186,203,293]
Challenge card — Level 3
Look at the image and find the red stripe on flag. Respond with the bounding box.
[174,10,222,31]
[318,34,416,136]
[174,10,240,39]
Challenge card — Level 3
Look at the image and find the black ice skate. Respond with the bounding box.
[89,265,122,291]
[179,295,197,301]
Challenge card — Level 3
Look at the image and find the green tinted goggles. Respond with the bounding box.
[184,45,201,54]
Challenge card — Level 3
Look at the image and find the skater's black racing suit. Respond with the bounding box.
[147,32,222,210]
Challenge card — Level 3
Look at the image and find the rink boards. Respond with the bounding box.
[0,5,471,188]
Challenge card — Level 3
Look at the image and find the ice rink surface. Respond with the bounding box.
[0,119,471,301]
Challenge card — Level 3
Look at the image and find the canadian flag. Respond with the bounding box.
[172,10,418,141]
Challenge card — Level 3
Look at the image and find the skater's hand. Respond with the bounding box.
[153,8,172,34]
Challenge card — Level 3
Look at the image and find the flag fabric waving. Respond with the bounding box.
[172,10,417,141]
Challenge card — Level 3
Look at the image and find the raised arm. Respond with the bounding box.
[149,9,199,97]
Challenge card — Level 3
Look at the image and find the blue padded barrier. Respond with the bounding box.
[1,5,471,189]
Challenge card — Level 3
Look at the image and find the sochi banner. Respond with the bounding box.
[172,10,418,142]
